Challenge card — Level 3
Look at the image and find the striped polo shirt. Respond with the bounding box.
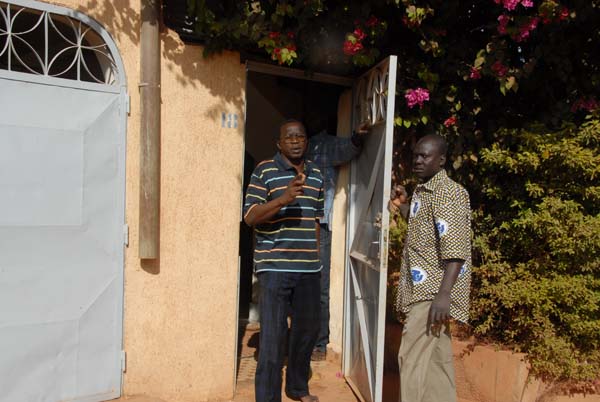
[243,152,324,273]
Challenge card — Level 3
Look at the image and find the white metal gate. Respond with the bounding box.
[343,56,397,402]
[0,1,127,401]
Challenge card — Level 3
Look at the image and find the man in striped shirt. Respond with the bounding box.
[244,120,324,402]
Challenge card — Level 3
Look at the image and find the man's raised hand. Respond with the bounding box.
[279,173,305,206]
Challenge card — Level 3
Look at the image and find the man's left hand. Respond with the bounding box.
[427,292,451,336]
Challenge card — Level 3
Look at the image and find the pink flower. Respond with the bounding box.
[343,40,364,55]
[269,31,280,39]
[491,61,509,77]
[521,0,534,7]
[559,7,569,20]
[502,0,520,11]
[497,14,510,34]
[514,17,540,42]
[470,67,482,80]
[287,31,295,39]
[444,116,457,127]
[366,16,379,27]
[405,88,430,109]
[529,17,539,30]
[353,28,366,41]
[571,97,599,112]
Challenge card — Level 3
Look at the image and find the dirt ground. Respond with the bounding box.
[114,323,480,402]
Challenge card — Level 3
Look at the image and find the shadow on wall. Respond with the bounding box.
[76,0,140,45]
[74,0,244,124]
[162,31,244,121]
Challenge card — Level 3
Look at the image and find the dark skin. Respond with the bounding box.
[243,122,309,227]
[244,121,320,402]
[389,135,464,336]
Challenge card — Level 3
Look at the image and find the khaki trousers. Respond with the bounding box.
[398,301,457,402]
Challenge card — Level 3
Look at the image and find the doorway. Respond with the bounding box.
[236,65,351,386]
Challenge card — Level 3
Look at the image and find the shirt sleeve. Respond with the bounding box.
[315,172,325,219]
[432,187,471,261]
[243,166,268,220]
[328,136,361,166]
[307,134,360,167]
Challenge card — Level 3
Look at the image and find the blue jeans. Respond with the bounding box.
[315,224,332,351]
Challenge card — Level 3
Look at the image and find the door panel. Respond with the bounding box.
[344,56,397,402]
[0,78,126,402]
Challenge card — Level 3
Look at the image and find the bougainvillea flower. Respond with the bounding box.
[353,28,366,41]
[498,14,510,34]
[366,16,379,27]
[269,31,280,39]
[444,116,457,127]
[470,67,482,80]
[405,88,430,108]
[521,0,534,7]
[343,40,364,55]
[491,61,509,77]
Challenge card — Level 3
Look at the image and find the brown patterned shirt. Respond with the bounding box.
[396,169,472,323]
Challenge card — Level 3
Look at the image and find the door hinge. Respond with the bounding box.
[121,350,127,373]
[123,224,129,247]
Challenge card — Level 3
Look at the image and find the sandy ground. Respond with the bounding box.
[114,323,482,402]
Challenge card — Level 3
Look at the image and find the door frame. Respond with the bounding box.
[0,0,128,400]
[235,61,352,391]
[342,55,398,402]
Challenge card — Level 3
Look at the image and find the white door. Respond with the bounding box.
[343,56,397,402]
[0,1,127,401]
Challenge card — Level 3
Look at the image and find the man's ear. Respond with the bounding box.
[276,140,281,152]
[439,154,446,168]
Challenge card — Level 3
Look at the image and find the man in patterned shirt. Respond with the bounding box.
[390,134,471,402]
[244,120,324,402]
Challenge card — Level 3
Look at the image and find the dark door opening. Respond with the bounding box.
[236,69,348,385]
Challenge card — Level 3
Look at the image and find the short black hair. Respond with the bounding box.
[276,119,305,139]
[417,134,448,157]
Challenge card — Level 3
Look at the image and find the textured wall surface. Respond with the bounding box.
[329,90,353,354]
[44,1,245,400]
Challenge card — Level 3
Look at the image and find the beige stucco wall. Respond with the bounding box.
[46,1,245,400]
[328,90,353,354]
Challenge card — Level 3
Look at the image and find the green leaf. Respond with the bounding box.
[421,115,428,124]
[506,76,516,90]
[403,119,412,128]
[394,117,403,126]
[475,56,485,68]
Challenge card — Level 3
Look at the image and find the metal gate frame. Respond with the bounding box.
[0,1,127,400]
[343,56,397,402]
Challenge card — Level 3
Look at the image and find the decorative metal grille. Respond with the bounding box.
[0,1,118,85]
[354,63,390,126]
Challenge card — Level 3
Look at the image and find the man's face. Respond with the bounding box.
[277,122,307,161]
[412,139,445,181]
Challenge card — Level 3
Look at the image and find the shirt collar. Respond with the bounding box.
[274,151,304,172]
[416,169,448,193]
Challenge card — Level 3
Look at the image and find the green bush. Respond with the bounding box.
[470,119,600,386]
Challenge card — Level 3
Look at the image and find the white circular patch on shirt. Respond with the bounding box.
[410,198,421,218]
[435,218,449,237]
[411,267,427,284]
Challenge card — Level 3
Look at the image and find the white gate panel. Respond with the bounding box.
[344,56,397,402]
[0,77,126,402]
